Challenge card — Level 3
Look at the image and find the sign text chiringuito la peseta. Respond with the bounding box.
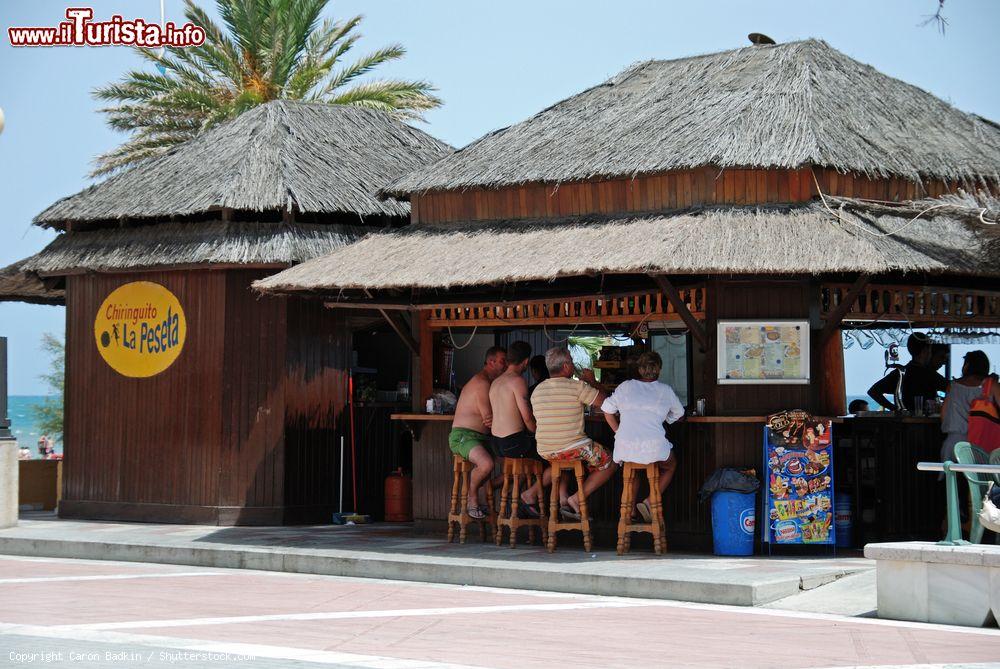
[94,281,186,378]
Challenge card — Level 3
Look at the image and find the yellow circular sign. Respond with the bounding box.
[94,281,187,378]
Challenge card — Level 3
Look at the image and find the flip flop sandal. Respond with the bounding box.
[517,503,541,519]
[467,505,486,520]
[636,501,653,524]
[559,506,581,521]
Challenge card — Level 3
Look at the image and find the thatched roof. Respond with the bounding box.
[21,222,364,275]
[36,101,452,229]
[254,193,1000,294]
[0,258,64,305]
[386,39,1000,196]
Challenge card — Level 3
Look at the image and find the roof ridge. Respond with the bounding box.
[623,37,822,71]
[434,40,824,165]
[386,37,1000,195]
[34,99,451,228]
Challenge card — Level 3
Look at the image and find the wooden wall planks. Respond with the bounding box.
[60,269,380,525]
[219,270,287,520]
[62,270,228,520]
[282,298,350,519]
[410,167,965,225]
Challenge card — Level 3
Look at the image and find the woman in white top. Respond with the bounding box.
[602,351,685,523]
[941,350,999,461]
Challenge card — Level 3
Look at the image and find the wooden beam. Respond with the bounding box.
[324,301,415,311]
[319,275,623,309]
[649,274,709,350]
[820,273,870,342]
[323,285,694,312]
[427,314,693,330]
[380,309,419,356]
[365,290,419,356]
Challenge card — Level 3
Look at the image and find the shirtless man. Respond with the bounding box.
[449,346,507,519]
[488,341,551,517]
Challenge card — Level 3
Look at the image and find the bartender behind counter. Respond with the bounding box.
[867,334,947,413]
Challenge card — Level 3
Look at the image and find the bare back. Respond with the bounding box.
[489,371,534,438]
[453,371,492,433]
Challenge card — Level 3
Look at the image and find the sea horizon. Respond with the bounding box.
[7,394,62,457]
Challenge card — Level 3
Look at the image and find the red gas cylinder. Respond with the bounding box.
[384,468,412,522]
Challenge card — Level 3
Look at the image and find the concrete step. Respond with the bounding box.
[0,516,873,608]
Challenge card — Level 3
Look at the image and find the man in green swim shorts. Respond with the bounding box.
[449,346,508,519]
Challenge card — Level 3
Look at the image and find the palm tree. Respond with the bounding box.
[92,0,441,176]
[32,334,64,442]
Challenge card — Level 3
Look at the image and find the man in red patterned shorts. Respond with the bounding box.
[531,346,617,520]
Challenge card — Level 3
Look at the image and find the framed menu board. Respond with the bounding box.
[763,411,835,545]
[717,320,810,384]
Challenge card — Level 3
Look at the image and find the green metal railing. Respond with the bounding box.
[917,461,1000,545]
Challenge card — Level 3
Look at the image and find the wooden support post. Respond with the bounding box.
[819,327,847,416]
[418,310,434,407]
[649,274,709,351]
[820,273,870,342]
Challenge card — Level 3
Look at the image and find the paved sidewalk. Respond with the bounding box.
[0,512,872,608]
[4,556,995,669]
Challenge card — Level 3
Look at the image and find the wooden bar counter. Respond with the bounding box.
[391,413,945,550]
[392,412,766,550]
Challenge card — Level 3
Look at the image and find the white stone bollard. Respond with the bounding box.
[867,541,1000,627]
[0,439,17,528]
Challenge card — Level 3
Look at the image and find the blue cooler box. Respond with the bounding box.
[711,490,756,556]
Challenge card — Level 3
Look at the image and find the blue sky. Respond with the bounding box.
[1,0,999,395]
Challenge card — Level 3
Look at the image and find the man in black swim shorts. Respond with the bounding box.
[488,341,551,516]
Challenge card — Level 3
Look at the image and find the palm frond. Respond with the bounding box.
[90,130,195,177]
[313,44,406,99]
[183,1,244,84]
[266,0,327,90]
[326,79,442,119]
[93,0,441,175]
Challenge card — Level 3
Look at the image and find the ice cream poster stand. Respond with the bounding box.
[763,410,836,552]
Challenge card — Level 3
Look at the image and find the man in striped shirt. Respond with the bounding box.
[531,346,617,520]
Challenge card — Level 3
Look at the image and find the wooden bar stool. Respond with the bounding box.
[447,454,497,544]
[617,462,667,555]
[546,459,592,552]
[496,458,547,548]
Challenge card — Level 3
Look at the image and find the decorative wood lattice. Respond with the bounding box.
[427,286,706,328]
[821,283,1000,326]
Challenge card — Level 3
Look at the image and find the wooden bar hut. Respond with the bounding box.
[2,100,451,525]
[256,39,1000,549]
